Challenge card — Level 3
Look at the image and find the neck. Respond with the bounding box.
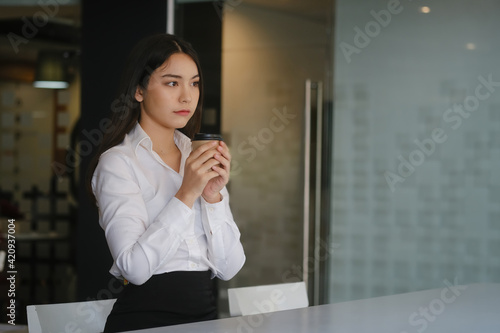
[139,121,177,155]
[152,131,178,155]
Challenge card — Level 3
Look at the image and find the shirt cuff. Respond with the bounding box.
[201,194,227,232]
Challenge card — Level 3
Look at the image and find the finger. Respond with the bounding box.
[205,169,220,180]
[201,170,222,187]
[203,157,222,173]
[192,141,218,158]
[200,148,219,163]
[213,152,230,171]
[218,141,231,159]
[211,165,229,183]
[190,146,219,169]
[216,142,232,162]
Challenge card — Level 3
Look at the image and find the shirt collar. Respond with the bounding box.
[127,122,192,155]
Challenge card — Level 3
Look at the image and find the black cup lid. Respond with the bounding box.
[192,133,223,141]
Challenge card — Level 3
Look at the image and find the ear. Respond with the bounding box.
[135,86,144,103]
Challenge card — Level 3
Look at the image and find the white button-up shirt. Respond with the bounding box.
[92,123,245,285]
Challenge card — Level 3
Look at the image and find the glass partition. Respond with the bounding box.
[329,0,500,303]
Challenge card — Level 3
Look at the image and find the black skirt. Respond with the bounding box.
[103,271,217,333]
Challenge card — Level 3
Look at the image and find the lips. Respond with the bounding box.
[174,110,191,116]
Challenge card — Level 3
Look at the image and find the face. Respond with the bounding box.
[135,52,200,132]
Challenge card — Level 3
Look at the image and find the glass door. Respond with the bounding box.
[216,0,335,310]
[329,0,500,304]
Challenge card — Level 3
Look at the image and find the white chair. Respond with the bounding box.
[26,299,116,333]
[228,281,309,316]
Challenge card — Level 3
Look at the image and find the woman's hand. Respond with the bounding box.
[175,141,230,207]
[202,141,231,203]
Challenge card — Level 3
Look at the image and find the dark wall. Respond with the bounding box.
[176,2,222,134]
[78,0,167,300]
[78,0,222,300]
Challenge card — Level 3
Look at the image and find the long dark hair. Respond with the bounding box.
[86,33,204,204]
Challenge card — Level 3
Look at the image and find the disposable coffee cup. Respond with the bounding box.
[191,133,223,151]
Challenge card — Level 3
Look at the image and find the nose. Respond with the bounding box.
[179,85,192,104]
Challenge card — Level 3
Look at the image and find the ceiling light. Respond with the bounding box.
[419,6,431,14]
[33,81,69,89]
[33,51,69,89]
[466,43,476,50]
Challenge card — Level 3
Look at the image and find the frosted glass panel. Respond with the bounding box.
[329,0,500,303]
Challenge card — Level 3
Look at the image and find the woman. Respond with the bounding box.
[87,34,245,332]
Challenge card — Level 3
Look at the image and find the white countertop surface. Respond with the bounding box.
[124,283,500,333]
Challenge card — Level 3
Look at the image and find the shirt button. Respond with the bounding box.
[189,262,198,269]
[209,207,215,213]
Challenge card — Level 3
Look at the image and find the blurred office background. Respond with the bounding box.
[0,0,498,324]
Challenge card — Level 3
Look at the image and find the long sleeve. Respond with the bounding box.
[201,187,246,281]
[93,152,194,285]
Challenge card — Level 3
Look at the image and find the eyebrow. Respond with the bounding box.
[161,74,200,79]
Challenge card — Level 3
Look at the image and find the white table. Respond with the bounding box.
[125,283,500,332]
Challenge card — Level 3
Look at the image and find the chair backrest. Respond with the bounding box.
[26,299,116,333]
[228,281,309,316]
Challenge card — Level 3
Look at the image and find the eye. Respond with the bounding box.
[191,81,200,87]
[166,81,177,87]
